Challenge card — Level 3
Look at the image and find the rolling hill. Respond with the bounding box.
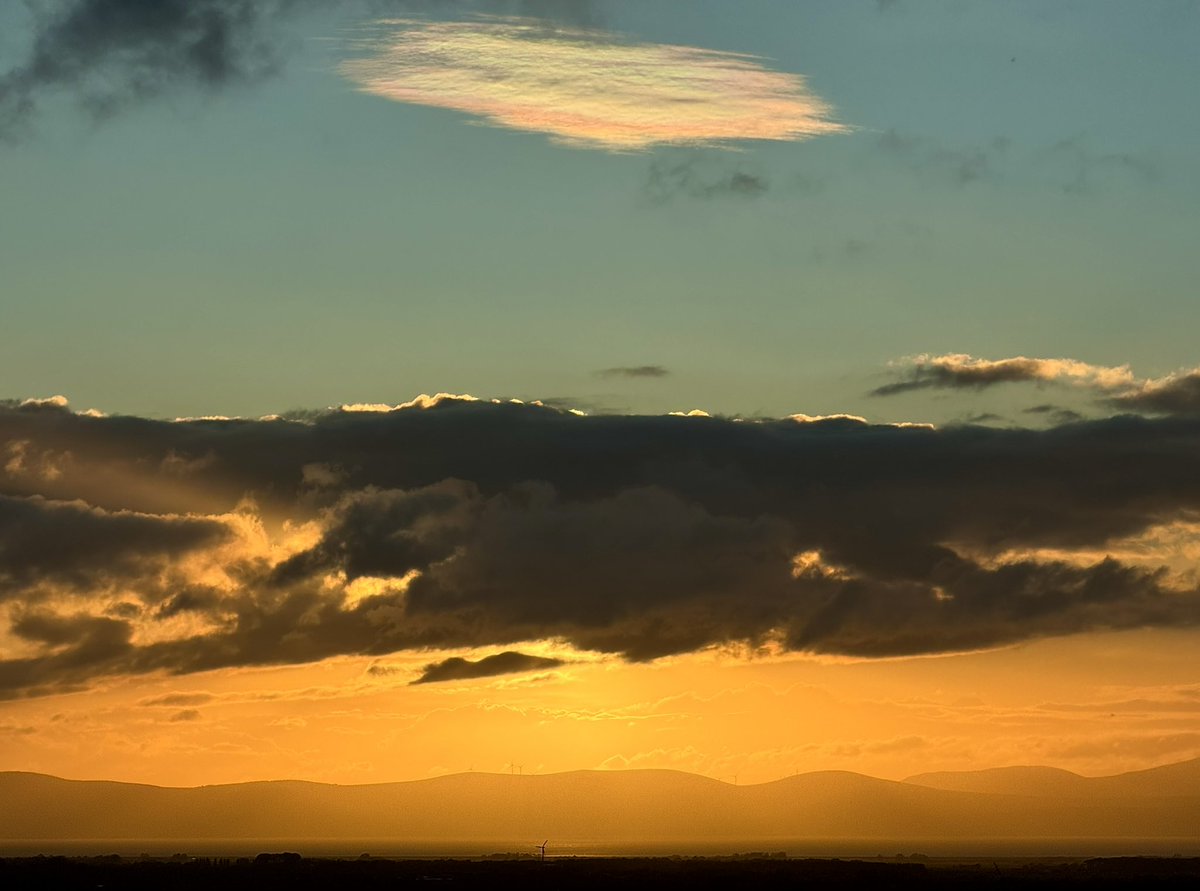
[1,759,1197,844]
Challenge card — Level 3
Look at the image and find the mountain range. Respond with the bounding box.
[2,759,1198,845]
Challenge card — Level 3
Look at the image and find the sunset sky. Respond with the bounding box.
[2,0,1199,790]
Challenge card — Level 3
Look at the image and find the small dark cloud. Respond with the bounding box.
[140,692,216,707]
[107,601,143,619]
[169,708,202,722]
[156,587,224,618]
[366,662,403,676]
[645,156,768,203]
[412,651,565,684]
[872,360,1037,396]
[595,366,670,380]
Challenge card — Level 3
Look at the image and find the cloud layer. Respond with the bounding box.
[1,396,1199,698]
[339,17,848,151]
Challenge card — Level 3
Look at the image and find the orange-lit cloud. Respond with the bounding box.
[339,18,849,151]
[3,396,1200,703]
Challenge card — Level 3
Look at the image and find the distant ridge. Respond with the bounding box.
[905,757,1200,799]
[1,760,1198,844]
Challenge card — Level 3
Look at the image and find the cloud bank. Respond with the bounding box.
[1,396,1199,698]
[339,17,849,151]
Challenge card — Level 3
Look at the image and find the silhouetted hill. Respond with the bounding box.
[905,757,1200,800]
[1,761,1198,843]
[903,765,1094,798]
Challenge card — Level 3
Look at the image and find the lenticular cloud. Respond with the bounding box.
[340,18,849,151]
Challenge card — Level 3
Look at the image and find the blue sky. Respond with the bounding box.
[2,1,1197,421]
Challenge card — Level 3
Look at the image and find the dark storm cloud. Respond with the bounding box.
[595,366,670,379]
[2,398,1200,697]
[411,651,565,684]
[0,0,598,137]
[0,493,231,597]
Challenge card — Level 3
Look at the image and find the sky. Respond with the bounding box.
[1,0,1199,789]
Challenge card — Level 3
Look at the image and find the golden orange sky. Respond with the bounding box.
[3,627,1197,787]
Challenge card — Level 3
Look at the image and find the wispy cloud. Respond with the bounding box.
[872,353,1135,397]
[873,354,1200,418]
[644,156,768,203]
[339,18,849,151]
[1042,135,1160,195]
[0,0,303,139]
[876,130,1007,187]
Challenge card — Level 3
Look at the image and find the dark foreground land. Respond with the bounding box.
[4,854,1200,890]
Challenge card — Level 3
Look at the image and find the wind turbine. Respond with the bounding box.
[536,840,548,862]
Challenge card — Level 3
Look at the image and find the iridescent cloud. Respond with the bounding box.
[339,18,849,151]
